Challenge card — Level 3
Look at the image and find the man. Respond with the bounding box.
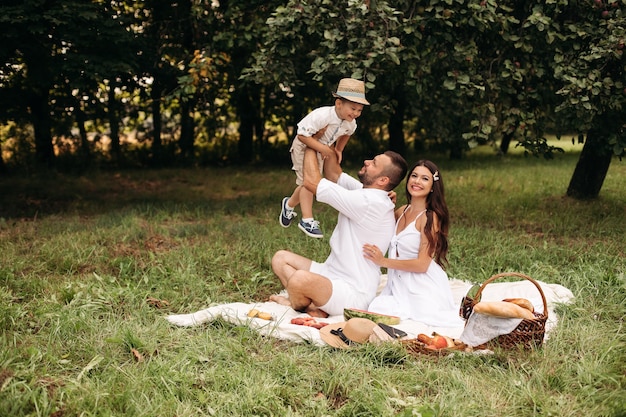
[270,146,408,317]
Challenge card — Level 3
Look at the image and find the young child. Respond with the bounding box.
[279,78,369,238]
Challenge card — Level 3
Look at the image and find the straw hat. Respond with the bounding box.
[319,318,377,348]
[332,78,370,105]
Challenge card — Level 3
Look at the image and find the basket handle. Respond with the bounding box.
[472,272,548,318]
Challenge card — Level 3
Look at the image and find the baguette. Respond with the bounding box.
[502,297,534,313]
[473,301,535,320]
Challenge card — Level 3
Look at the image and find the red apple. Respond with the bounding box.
[432,335,448,349]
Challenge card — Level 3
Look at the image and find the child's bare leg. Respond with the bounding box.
[287,185,302,208]
[299,187,315,219]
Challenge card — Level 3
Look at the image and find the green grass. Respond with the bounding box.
[0,148,624,416]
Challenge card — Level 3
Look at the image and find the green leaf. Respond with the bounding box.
[443,79,456,90]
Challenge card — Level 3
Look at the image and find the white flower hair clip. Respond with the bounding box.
[433,171,440,181]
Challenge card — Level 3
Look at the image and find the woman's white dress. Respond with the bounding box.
[368,210,464,327]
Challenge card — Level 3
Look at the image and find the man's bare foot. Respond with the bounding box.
[269,294,291,306]
[306,306,329,318]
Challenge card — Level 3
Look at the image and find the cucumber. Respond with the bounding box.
[343,308,400,325]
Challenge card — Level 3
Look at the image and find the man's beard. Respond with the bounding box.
[358,170,376,187]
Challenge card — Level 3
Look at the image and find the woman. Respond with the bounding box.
[363,160,463,327]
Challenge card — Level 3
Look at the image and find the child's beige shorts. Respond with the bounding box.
[290,138,325,185]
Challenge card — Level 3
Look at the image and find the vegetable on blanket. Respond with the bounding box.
[473,300,535,320]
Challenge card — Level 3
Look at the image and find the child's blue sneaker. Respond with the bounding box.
[279,197,297,228]
[298,219,323,238]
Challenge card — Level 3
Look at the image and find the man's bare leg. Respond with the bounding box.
[271,250,312,289]
[269,295,328,318]
[269,294,291,306]
[282,270,332,313]
[270,250,314,309]
[305,304,329,318]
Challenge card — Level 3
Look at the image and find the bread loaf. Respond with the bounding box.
[502,297,534,313]
[474,301,535,320]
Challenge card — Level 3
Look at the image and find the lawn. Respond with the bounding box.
[0,148,624,416]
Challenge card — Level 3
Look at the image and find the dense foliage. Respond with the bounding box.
[0,0,624,198]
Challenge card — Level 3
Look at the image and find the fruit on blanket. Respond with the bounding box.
[409,334,469,354]
[290,317,328,329]
[432,335,448,349]
[247,309,259,318]
[439,334,456,348]
[474,301,535,320]
[343,308,400,325]
[502,297,534,313]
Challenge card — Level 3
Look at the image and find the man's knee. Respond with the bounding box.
[288,271,332,304]
[271,250,290,271]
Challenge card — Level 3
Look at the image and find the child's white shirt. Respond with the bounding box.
[296,106,357,146]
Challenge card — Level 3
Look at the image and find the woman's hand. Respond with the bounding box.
[387,190,397,205]
[363,243,385,266]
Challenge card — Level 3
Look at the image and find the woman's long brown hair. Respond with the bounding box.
[405,160,450,268]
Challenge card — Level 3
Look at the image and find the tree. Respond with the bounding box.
[0,0,139,168]
[211,0,277,163]
[549,0,625,199]
[246,0,624,198]
[244,0,408,155]
[0,0,58,167]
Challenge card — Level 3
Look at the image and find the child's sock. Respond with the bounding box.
[302,217,314,223]
[285,201,294,210]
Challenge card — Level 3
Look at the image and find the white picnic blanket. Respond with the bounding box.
[165,277,574,346]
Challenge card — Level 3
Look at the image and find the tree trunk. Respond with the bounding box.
[108,80,121,163]
[388,89,406,155]
[236,85,255,163]
[150,80,163,165]
[566,127,612,200]
[76,104,91,163]
[178,0,195,163]
[499,131,513,155]
[30,91,55,168]
[449,142,465,160]
[253,87,265,154]
[0,146,6,174]
[179,99,195,161]
[355,118,378,160]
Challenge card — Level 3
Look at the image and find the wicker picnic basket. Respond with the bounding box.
[460,272,548,350]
